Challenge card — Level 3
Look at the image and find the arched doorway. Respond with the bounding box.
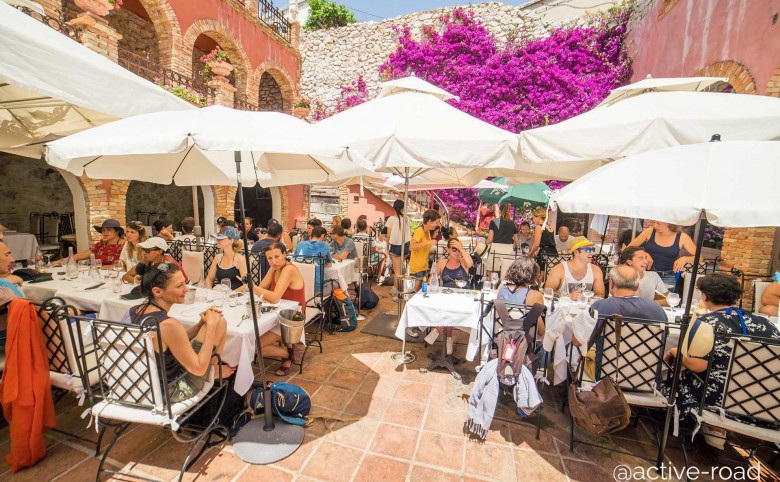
[258,72,284,112]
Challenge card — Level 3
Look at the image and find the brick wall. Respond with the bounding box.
[0,155,74,232]
[79,178,129,243]
[213,186,238,220]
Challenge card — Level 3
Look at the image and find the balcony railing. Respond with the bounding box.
[14,5,81,41]
[234,96,259,111]
[258,0,291,44]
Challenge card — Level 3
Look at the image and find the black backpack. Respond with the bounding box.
[360,284,379,310]
[492,299,546,387]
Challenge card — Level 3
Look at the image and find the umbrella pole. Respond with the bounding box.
[657,212,706,468]
[231,151,303,463]
[192,186,202,249]
[597,215,610,255]
[392,167,414,364]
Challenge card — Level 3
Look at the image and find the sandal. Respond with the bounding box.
[288,345,301,364]
[275,358,292,377]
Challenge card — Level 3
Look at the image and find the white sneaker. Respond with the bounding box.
[446,337,454,355]
[406,327,419,338]
[702,425,726,450]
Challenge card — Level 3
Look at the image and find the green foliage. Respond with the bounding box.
[156,83,207,107]
[303,0,356,31]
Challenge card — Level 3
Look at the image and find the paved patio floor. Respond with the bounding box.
[1,284,778,481]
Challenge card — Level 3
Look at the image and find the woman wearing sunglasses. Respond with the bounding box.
[122,237,188,284]
[544,236,605,301]
[433,238,473,355]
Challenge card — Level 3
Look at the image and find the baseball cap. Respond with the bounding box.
[569,236,595,253]
[138,237,169,251]
[215,226,240,240]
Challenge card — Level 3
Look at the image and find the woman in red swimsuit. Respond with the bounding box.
[253,242,306,376]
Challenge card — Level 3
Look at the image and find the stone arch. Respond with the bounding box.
[136,0,183,71]
[766,62,780,97]
[250,61,296,113]
[181,19,253,100]
[696,60,757,94]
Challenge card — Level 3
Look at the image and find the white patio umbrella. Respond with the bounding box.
[313,78,523,365]
[515,91,780,181]
[377,75,459,101]
[597,75,729,106]
[0,1,192,156]
[45,105,370,187]
[549,139,780,465]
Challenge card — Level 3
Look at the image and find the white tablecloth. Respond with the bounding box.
[395,289,494,361]
[5,231,40,262]
[24,276,302,395]
[325,258,359,289]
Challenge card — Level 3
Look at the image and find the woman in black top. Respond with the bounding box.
[529,206,557,258]
[487,204,517,255]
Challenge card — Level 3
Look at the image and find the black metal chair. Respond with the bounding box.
[569,314,674,468]
[289,254,328,373]
[696,327,780,458]
[67,310,228,482]
[478,296,547,439]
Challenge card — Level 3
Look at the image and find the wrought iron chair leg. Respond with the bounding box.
[96,423,129,482]
[569,412,576,452]
[95,424,109,457]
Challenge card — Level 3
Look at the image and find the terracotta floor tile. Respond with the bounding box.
[311,352,350,366]
[463,439,516,481]
[369,423,420,460]
[509,422,557,454]
[343,392,390,420]
[382,399,426,429]
[514,451,567,481]
[340,354,376,372]
[107,425,172,465]
[181,448,245,482]
[289,378,323,397]
[353,454,410,482]
[409,465,462,482]
[297,362,338,383]
[2,442,90,482]
[300,440,363,482]
[328,367,368,391]
[415,431,465,471]
[393,380,433,404]
[562,458,615,482]
[235,464,293,482]
[362,376,400,399]
[326,418,379,450]
[272,435,321,473]
[310,385,353,412]
[424,408,467,437]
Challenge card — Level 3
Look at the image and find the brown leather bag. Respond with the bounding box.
[568,315,631,436]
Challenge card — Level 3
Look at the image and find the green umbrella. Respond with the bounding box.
[477,178,553,208]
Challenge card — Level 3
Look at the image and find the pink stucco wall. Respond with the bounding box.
[286,185,306,229]
[627,0,780,93]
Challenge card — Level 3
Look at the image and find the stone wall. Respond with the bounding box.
[258,72,284,111]
[0,155,73,232]
[109,7,158,63]
[299,2,559,106]
[125,181,205,232]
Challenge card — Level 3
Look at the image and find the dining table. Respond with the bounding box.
[4,230,40,262]
[324,258,360,290]
[22,272,303,395]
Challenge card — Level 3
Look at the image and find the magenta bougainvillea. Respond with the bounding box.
[314,6,633,227]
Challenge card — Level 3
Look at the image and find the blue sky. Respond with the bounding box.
[340,1,533,22]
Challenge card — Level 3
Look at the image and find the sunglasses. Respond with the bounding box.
[449,247,459,252]
[577,247,596,253]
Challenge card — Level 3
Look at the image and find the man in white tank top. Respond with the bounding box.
[544,236,605,300]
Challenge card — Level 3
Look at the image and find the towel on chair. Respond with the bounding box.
[0,298,56,472]
[513,365,542,416]
[467,358,499,439]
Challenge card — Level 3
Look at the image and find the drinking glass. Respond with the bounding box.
[94,260,102,270]
[229,293,239,307]
[213,289,224,308]
[582,289,595,305]
[78,260,90,278]
[454,278,468,290]
[43,254,52,272]
[220,278,231,293]
[491,272,500,290]
[543,288,554,306]
[557,296,572,314]
[666,292,681,309]
[113,260,124,273]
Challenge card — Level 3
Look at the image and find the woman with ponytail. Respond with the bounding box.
[385,200,410,299]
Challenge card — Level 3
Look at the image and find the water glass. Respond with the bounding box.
[666,292,681,309]
[228,293,239,307]
[78,260,90,278]
[220,279,231,292]
[543,288,554,306]
[206,289,214,302]
[213,289,224,308]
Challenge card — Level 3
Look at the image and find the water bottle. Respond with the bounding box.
[66,246,79,280]
[89,254,102,282]
[421,276,428,294]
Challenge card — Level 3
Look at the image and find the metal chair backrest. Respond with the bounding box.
[72,314,168,413]
[593,315,668,393]
[701,330,780,425]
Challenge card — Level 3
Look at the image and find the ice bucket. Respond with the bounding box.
[278,309,305,344]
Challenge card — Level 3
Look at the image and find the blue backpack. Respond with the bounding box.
[250,382,311,426]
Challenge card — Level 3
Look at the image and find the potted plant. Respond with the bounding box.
[199,46,232,78]
[293,98,311,119]
[74,0,121,16]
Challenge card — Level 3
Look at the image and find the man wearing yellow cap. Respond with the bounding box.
[544,236,605,300]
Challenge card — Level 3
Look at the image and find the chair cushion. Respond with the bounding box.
[701,411,780,443]
[90,379,214,427]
